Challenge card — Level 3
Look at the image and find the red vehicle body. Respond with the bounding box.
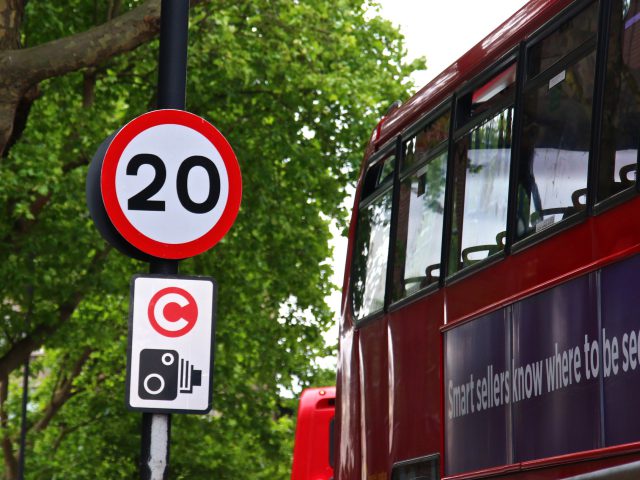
[332,0,640,479]
[292,387,336,480]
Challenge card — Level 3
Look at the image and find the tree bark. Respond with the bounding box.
[0,0,164,157]
[0,375,17,480]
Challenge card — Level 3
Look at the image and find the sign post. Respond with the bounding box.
[85,1,241,478]
[144,1,188,476]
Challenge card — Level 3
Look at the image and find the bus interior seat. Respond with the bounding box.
[460,231,506,268]
[619,163,636,188]
[558,187,588,219]
[424,264,440,285]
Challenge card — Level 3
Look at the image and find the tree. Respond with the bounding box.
[0,0,423,478]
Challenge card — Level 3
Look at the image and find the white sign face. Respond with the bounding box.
[126,275,216,413]
[101,109,242,260]
[114,124,230,245]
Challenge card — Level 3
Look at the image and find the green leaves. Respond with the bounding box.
[0,0,418,477]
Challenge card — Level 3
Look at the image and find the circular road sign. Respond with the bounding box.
[147,286,198,338]
[101,109,241,259]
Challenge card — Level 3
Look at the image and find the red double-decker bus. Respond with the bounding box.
[331,0,640,478]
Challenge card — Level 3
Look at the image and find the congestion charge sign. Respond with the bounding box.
[101,109,242,259]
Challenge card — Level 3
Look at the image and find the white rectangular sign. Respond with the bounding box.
[126,274,216,413]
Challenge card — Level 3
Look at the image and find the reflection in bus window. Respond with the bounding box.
[403,112,450,170]
[516,51,596,239]
[352,191,392,319]
[449,108,513,275]
[393,151,447,300]
[362,154,395,201]
[598,0,640,201]
[527,1,598,77]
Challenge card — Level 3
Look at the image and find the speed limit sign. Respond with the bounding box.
[101,110,241,259]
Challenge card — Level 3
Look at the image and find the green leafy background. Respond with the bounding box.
[0,1,423,478]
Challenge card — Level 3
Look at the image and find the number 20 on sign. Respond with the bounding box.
[101,109,242,259]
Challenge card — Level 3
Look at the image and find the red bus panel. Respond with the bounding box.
[291,387,335,480]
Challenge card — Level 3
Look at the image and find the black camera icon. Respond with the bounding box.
[138,349,202,400]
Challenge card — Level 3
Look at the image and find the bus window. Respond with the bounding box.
[393,144,447,299]
[516,3,597,240]
[457,63,516,128]
[391,455,439,480]
[449,106,513,275]
[393,110,449,299]
[597,0,640,202]
[352,153,395,320]
[402,110,450,170]
[527,1,599,78]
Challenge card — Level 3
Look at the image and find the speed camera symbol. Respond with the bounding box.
[147,287,198,337]
[138,349,202,400]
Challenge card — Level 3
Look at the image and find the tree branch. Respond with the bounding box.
[0,247,110,379]
[33,348,93,432]
[2,0,210,86]
[0,0,162,85]
[0,0,209,157]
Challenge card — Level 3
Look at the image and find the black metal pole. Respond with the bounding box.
[140,1,189,479]
[157,0,190,111]
[17,356,29,480]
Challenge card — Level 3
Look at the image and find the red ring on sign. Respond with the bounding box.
[148,287,198,337]
[101,109,242,259]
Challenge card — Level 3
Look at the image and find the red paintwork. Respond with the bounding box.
[334,0,640,479]
[359,321,389,478]
[291,387,336,480]
[387,292,444,462]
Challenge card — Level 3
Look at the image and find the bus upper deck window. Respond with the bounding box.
[516,4,598,241]
[352,152,395,320]
[457,63,516,128]
[597,0,640,203]
[448,63,516,277]
[361,154,395,201]
[527,1,598,78]
[449,107,513,275]
[393,109,450,300]
[403,110,450,170]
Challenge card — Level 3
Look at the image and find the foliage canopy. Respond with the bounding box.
[0,0,423,478]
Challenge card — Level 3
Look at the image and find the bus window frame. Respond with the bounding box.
[445,50,519,284]
[390,144,449,310]
[390,453,440,480]
[510,0,599,253]
[591,0,640,215]
[351,139,398,327]
[388,100,453,310]
[454,51,519,133]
